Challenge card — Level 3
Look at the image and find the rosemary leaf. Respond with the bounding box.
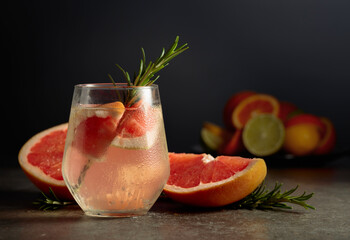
[108,36,189,106]
[230,181,315,210]
[33,188,75,211]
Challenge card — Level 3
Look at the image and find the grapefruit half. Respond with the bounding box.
[18,123,73,200]
[223,91,256,130]
[163,153,267,207]
[232,94,280,129]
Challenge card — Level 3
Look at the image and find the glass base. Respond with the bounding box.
[84,209,149,218]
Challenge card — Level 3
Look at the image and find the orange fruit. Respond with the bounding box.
[314,117,336,155]
[232,94,280,129]
[223,91,256,130]
[163,153,267,207]
[283,124,321,156]
[18,123,73,200]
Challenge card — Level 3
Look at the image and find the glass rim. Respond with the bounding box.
[74,83,158,90]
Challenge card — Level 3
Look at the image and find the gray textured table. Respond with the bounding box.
[1,156,350,240]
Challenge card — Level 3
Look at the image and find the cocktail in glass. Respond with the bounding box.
[62,83,169,217]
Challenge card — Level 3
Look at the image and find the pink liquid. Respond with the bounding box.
[62,106,169,217]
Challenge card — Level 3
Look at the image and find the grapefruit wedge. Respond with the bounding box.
[163,153,267,207]
[18,123,73,200]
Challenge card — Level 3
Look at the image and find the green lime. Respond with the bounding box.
[242,114,285,157]
[200,127,224,151]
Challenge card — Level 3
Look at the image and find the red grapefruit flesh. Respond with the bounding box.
[18,123,73,200]
[73,101,124,157]
[314,117,336,155]
[116,101,154,138]
[74,115,119,157]
[232,94,280,129]
[164,153,267,207]
[223,91,256,130]
[112,101,159,149]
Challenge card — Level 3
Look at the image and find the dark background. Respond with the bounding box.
[3,0,350,167]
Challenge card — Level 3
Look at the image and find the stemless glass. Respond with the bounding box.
[62,83,170,217]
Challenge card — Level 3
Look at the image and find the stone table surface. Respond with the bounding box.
[1,156,350,240]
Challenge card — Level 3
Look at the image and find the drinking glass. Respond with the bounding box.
[62,83,169,217]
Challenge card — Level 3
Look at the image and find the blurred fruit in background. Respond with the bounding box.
[219,129,244,156]
[201,90,336,158]
[243,114,285,157]
[284,123,321,156]
[232,93,280,129]
[313,117,336,155]
[278,101,298,123]
[223,91,256,130]
[200,122,230,152]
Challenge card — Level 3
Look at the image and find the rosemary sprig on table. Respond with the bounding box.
[230,182,315,210]
[33,183,314,211]
[33,188,74,211]
[108,36,189,106]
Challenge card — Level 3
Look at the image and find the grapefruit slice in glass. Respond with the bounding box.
[18,123,73,200]
[112,101,159,149]
[72,101,124,158]
[163,153,267,207]
[232,94,280,129]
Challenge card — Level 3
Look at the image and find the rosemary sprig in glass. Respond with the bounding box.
[108,36,189,106]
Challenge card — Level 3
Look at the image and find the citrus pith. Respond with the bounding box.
[163,153,267,207]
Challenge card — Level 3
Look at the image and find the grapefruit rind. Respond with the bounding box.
[18,123,73,200]
[232,94,280,129]
[163,157,267,207]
